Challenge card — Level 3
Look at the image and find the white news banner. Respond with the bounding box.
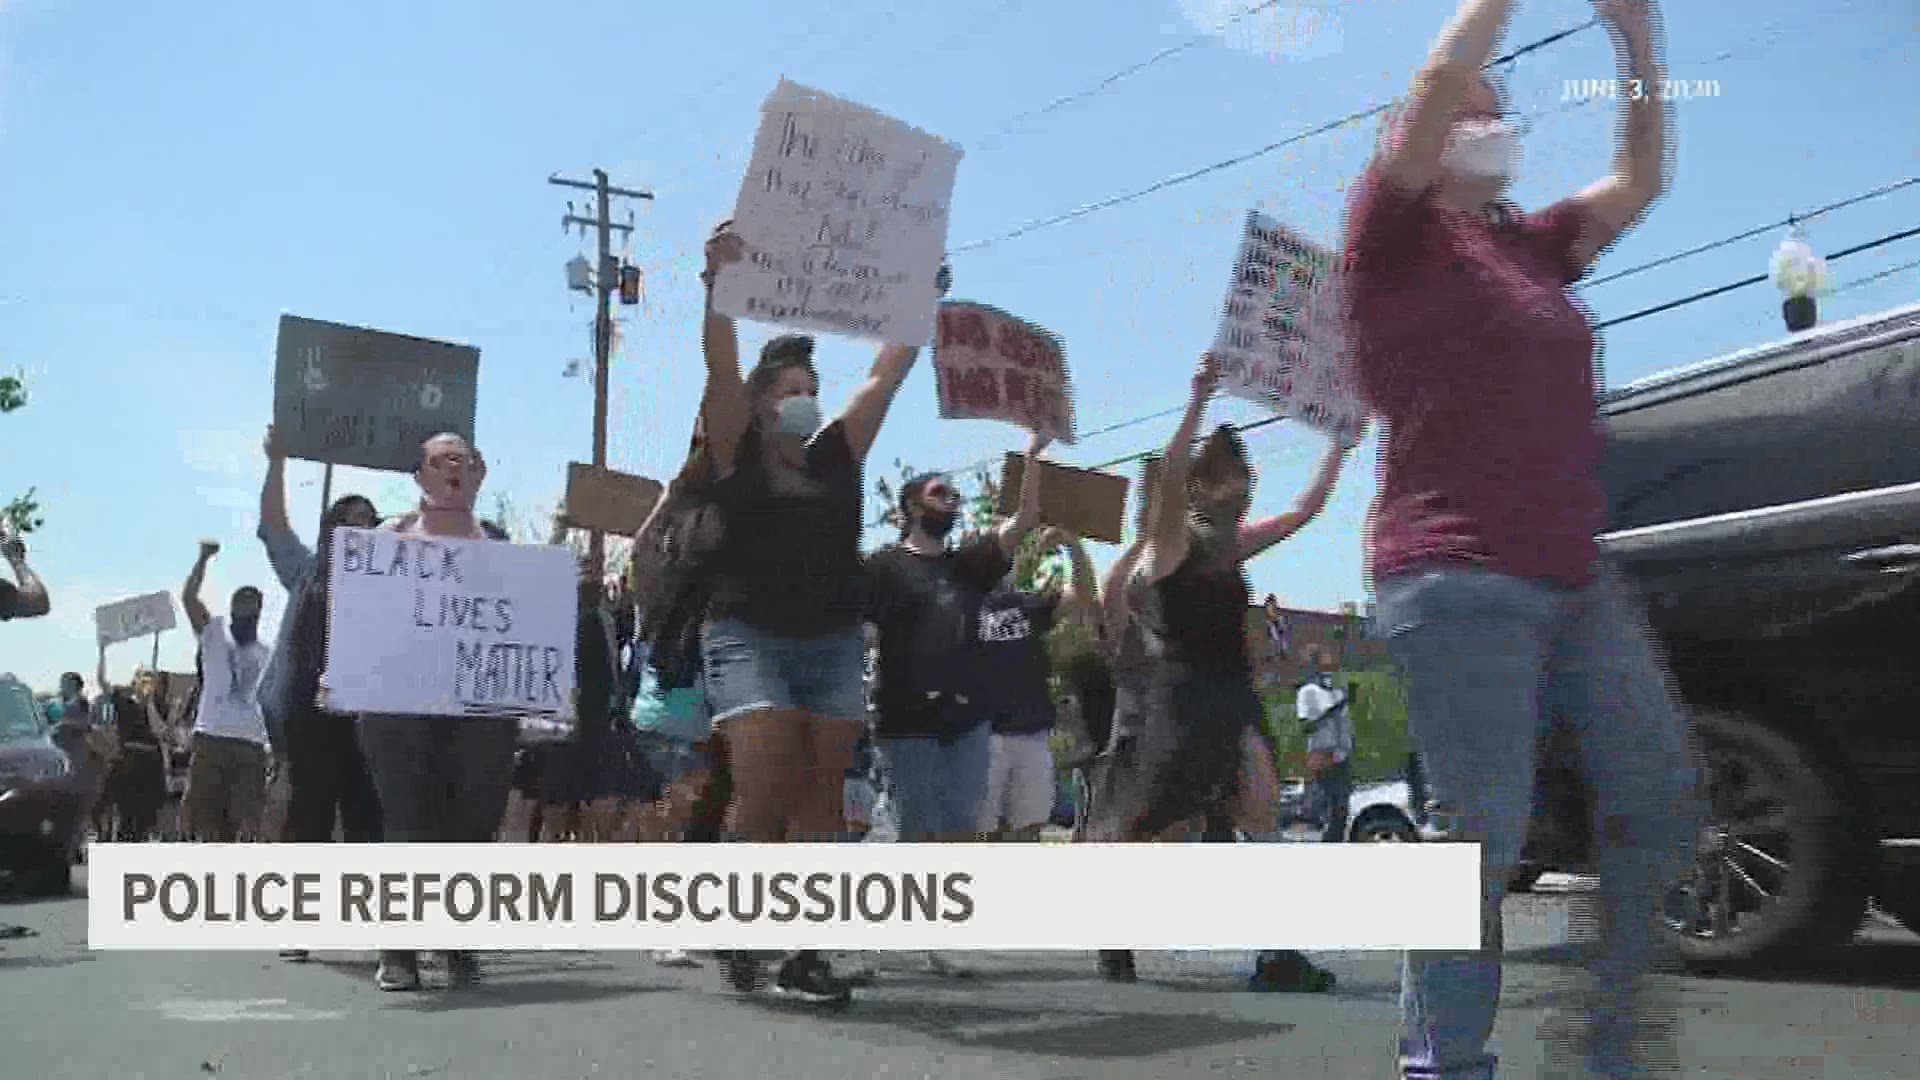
[88,843,1481,952]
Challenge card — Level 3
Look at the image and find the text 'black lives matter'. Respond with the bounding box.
[338,530,567,717]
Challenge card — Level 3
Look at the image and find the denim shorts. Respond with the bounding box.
[877,724,993,839]
[700,617,866,725]
[647,743,715,786]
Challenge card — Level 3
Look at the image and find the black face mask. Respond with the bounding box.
[920,506,959,541]
[230,617,260,645]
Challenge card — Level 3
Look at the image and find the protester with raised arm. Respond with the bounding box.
[1343,1,1696,1076]
[696,221,923,1004]
[0,527,49,621]
[177,539,272,845]
[253,424,384,960]
[354,433,513,993]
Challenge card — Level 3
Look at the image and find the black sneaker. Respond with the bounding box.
[1248,952,1335,993]
[1097,950,1136,983]
[771,953,854,1005]
[715,950,767,994]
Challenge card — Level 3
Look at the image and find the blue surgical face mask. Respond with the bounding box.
[774,394,823,437]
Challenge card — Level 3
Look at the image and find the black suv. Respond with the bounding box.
[1514,301,1920,969]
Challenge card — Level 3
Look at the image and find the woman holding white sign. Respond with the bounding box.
[695,222,924,1004]
[354,433,515,994]
[1342,0,1697,1076]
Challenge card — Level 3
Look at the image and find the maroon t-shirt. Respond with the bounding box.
[1342,165,1603,588]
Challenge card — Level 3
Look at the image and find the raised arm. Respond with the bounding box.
[989,433,1052,557]
[838,343,921,464]
[1377,0,1519,191]
[182,540,217,636]
[1055,531,1099,617]
[0,532,49,618]
[1239,436,1351,561]
[699,224,751,480]
[257,425,314,590]
[1141,355,1218,585]
[1563,0,1669,270]
[1101,540,1144,639]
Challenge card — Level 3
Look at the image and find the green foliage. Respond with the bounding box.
[1260,667,1410,783]
[2,373,42,534]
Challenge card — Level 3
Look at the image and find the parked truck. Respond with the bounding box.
[1514,300,1920,970]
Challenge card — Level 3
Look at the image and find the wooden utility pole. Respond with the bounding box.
[549,170,653,580]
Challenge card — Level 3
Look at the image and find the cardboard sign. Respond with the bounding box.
[933,302,1076,444]
[321,529,577,720]
[94,592,176,646]
[274,315,481,473]
[995,455,1129,544]
[713,79,963,347]
[1211,211,1366,445]
[563,464,663,537]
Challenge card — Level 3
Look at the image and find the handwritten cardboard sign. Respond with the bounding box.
[321,529,577,720]
[933,301,1076,444]
[1211,211,1367,445]
[273,315,481,473]
[995,455,1129,544]
[94,592,177,646]
[563,464,663,537]
[713,79,963,347]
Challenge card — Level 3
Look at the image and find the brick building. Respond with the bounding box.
[1245,600,1387,689]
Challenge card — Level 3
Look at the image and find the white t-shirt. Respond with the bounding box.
[1297,679,1352,763]
[193,616,272,747]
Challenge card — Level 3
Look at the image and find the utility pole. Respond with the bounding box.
[549,170,653,582]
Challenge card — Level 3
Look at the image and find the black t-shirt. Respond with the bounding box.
[864,533,1011,737]
[0,579,21,620]
[1060,648,1117,753]
[705,422,866,637]
[971,590,1061,736]
[1143,541,1254,680]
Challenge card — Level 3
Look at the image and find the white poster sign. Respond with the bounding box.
[1211,210,1367,445]
[321,529,577,720]
[94,592,177,646]
[712,78,963,347]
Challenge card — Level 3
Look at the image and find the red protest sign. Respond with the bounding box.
[932,301,1076,444]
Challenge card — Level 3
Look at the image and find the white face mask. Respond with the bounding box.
[1440,119,1519,185]
[773,394,823,437]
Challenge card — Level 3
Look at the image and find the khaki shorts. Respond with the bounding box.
[182,734,269,839]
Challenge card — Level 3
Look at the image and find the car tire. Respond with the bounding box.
[1350,808,1416,844]
[1664,709,1873,973]
[19,845,73,898]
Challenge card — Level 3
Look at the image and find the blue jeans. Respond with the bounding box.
[877,725,993,839]
[1379,564,1702,1080]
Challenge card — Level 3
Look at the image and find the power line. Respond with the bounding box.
[974,0,1291,152]
[1042,222,1920,482]
[1582,177,1920,290]
[949,20,1601,255]
[1594,223,1920,330]
[1833,256,1920,295]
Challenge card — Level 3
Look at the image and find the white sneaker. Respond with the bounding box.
[653,949,701,968]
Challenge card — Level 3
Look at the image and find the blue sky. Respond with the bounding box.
[2,0,1916,692]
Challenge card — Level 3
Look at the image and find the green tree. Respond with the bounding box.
[1,373,43,534]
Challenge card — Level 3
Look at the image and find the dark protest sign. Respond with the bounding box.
[274,315,480,473]
[563,463,663,537]
[934,301,1076,444]
[995,454,1128,544]
[321,528,576,720]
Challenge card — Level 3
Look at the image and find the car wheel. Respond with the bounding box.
[19,844,74,898]
[1660,709,1873,972]
[1351,809,1416,844]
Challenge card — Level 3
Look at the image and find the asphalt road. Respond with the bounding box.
[3,872,1917,1080]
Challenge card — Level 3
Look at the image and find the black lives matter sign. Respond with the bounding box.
[319,528,577,719]
[274,315,480,473]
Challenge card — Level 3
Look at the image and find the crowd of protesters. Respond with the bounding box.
[5,0,1702,1073]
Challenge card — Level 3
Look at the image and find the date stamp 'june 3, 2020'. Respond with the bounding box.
[1562,77,1723,102]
